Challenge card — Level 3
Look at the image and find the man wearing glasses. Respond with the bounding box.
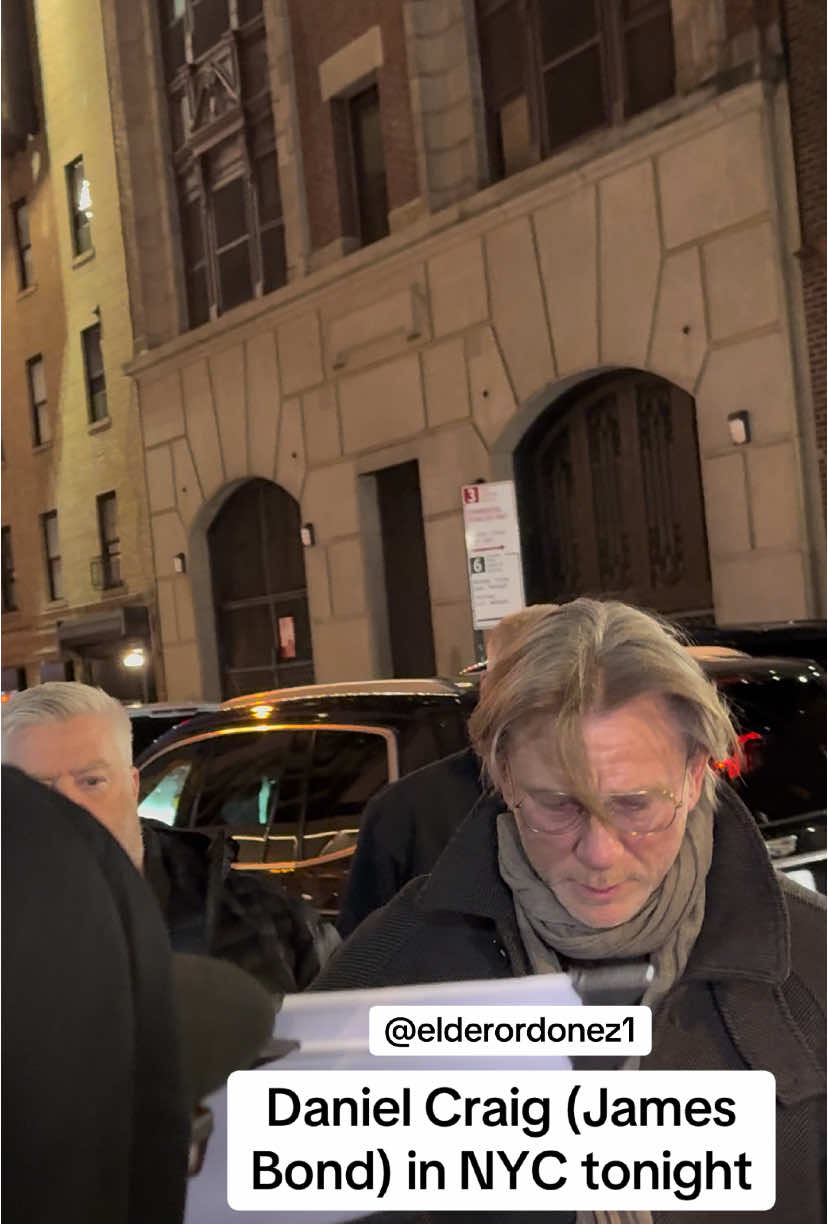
[315,598,825,1222]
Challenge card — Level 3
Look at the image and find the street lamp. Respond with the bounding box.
[121,645,149,703]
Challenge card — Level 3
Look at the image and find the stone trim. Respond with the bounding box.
[318,26,384,102]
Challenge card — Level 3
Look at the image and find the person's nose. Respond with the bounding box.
[574,813,624,870]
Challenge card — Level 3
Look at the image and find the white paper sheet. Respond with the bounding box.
[185,972,580,1222]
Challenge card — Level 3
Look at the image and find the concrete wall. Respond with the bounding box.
[128,80,821,699]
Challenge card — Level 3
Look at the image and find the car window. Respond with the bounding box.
[187,728,312,862]
[138,757,193,826]
[302,729,390,860]
[717,671,826,823]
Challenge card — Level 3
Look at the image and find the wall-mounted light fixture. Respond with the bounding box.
[173,552,187,573]
[727,411,751,446]
[300,523,315,548]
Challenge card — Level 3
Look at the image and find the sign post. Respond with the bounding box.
[461,482,526,638]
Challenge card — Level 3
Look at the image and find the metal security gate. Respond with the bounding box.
[515,372,712,618]
[208,479,314,698]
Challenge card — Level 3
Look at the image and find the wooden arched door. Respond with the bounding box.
[208,479,314,698]
[515,371,712,617]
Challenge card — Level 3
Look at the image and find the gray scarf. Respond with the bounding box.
[496,805,714,1224]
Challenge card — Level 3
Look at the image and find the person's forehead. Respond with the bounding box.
[13,714,123,764]
[511,694,684,775]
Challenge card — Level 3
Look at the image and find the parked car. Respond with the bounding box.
[678,620,826,668]
[126,701,220,759]
[136,660,826,915]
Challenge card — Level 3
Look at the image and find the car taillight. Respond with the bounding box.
[713,731,763,780]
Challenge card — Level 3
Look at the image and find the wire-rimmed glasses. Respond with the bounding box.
[509,760,691,841]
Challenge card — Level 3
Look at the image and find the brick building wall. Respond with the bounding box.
[287,0,420,255]
[780,0,826,504]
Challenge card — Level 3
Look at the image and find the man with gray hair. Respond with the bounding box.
[3,681,337,993]
[3,682,144,869]
[315,599,825,1221]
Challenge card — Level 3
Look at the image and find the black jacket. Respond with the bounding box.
[2,767,189,1224]
[338,747,485,936]
[315,787,826,1224]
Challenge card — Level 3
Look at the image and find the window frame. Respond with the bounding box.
[1,526,18,613]
[26,354,50,447]
[476,0,675,180]
[65,156,93,257]
[161,1,286,327]
[138,721,399,865]
[41,510,63,602]
[12,198,33,289]
[81,322,108,423]
[96,490,121,589]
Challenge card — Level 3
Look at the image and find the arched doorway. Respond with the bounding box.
[208,479,314,698]
[515,371,712,618]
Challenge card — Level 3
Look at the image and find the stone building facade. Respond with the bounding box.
[100,0,824,700]
[1,0,157,698]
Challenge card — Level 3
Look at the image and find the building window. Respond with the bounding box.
[82,323,107,422]
[161,1,285,328]
[2,527,17,612]
[12,199,33,288]
[66,156,94,255]
[97,491,121,589]
[476,0,675,181]
[348,85,390,247]
[26,355,51,447]
[41,510,63,601]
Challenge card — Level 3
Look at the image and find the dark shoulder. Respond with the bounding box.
[779,873,827,929]
[311,876,430,991]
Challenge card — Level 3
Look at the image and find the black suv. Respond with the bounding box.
[137,660,826,914]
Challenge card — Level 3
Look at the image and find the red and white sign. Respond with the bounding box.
[461,481,525,630]
[278,616,296,660]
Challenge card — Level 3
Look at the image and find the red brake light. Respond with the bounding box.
[713,731,763,780]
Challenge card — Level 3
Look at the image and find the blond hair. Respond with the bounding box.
[469,598,737,813]
[2,681,133,767]
[486,604,559,666]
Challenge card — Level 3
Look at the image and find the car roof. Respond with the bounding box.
[125,701,220,718]
[220,677,480,709]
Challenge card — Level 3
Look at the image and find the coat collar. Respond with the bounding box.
[419,785,790,985]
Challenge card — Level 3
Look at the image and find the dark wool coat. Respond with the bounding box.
[337,747,486,937]
[315,787,826,1224]
[2,766,190,1224]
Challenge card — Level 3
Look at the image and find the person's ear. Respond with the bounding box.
[686,751,707,810]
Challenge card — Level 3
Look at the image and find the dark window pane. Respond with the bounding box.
[303,730,389,858]
[625,13,675,116]
[181,198,205,267]
[191,0,229,58]
[544,44,606,151]
[218,239,253,310]
[188,730,310,860]
[186,267,210,327]
[350,87,389,246]
[2,527,17,612]
[162,20,186,79]
[237,0,263,23]
[209,481,267,601]
[261,224,286,293]
[538,0,599,64]
[50,558,63,600]
[477,0,524,104]
[240,33,269,102]
[213,178,247,248]
[218,603,274,671]
[255,153,281,224]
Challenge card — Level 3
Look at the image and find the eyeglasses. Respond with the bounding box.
[508,761,691,842]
